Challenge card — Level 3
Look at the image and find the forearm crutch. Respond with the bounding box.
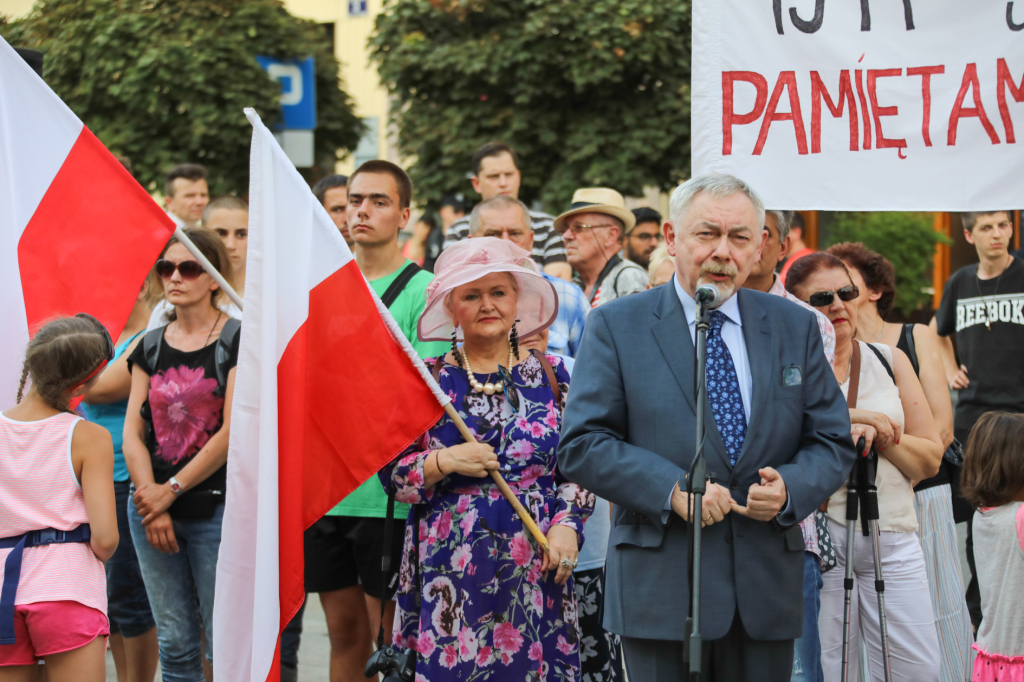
[861,449,892,682]
[840,438,864,682]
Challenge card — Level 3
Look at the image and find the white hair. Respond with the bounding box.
[669,173,766,230]
[468,195,532,236]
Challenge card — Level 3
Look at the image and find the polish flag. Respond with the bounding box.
[213,109,448,682]
[0,36,176,392]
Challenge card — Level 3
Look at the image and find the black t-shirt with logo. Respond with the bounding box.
[128,327,239,519]
[935,256,1024,438]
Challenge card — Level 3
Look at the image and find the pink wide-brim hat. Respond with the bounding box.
[418,237,559,343]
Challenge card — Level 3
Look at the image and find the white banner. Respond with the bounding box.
[692,1,1024,210]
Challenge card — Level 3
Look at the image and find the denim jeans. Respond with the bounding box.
[792,551,824,682]
[106,480,156,637]
[128,495,223,682]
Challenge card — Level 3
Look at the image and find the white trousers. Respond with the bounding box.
[820,519,940,682]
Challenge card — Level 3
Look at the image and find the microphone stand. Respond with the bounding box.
[682,294,712,680]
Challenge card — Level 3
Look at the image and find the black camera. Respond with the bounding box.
[364,645,415,682]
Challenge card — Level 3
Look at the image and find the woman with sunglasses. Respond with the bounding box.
[378,238,594,680]
[123,229,239,682]
[827,242,972,682]
[0,315,119,680]
[786,252,943,681]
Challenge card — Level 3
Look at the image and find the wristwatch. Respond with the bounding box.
[168,477,183,496]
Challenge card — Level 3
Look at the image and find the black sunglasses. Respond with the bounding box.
[75,313,114,362]
[807,285,860,308]
[497,364,521,412]
[156,259,206,281]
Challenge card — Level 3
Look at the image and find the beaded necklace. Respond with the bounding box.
[458,345,514,395]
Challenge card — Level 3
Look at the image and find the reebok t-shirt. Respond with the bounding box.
[935,257,1024,437]
[328,261,449,518]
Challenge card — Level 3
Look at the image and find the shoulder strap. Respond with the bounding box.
[215,318,242,391]
[432,356,445,383]
[530,349,561,404]
[847,341,862,409]
[142,327,165,375]
[377,490,396,650]
[381,262,422,309]
[901,324,919,376]
[865,342,895,382]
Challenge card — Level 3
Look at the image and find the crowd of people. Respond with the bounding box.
[0,141,1022,682]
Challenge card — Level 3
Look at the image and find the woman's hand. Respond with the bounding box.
[850,424,878,456]
[133,482,176,523]
[437,443,498,478]
[144,512,179,554]
[849,409,902,451]
[542,524,578,585]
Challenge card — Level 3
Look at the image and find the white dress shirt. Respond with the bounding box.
[673,275,752,424]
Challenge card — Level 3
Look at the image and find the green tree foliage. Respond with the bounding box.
[825,212,951,318]
[2,0,363,195]
[371,0,691,211]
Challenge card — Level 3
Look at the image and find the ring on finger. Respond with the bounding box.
[559,558,578,569]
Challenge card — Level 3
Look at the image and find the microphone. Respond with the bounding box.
[695,284,719,308]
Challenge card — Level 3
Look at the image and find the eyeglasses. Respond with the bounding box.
[557,223,616,237]
[497,364,521,412]
[630,232,663,243]
[156,259,205,280]
[807,285,859,307]
[481,229,528,240]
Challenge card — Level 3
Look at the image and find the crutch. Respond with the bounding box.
[840,438,864,682]
[860,448,892,682]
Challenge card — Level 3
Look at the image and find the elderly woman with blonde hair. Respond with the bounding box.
[379,237,594,681]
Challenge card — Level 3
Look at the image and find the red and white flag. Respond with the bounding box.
[0,37,176,392]
[213,109,448,682]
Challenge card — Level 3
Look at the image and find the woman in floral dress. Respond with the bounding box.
[379,238,594,681]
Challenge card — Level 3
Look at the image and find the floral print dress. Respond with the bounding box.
[379,352,594,682]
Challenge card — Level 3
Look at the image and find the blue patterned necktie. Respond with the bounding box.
[706,310,747,466]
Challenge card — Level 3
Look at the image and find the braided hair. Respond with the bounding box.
[17,317,110,413]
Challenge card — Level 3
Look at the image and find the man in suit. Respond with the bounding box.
[558,173,855,681]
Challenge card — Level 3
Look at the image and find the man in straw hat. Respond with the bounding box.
[558,173,855,681]
[554,188,649,308]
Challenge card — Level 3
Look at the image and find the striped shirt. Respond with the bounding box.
[443,209,567,267]
[0,412,106,613]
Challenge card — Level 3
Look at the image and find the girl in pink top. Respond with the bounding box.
[0,316,119,681]
[961,412,1024,682]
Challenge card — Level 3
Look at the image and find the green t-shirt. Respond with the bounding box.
[328,261,449,518]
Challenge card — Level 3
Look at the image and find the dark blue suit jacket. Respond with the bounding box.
[558,284,855,641]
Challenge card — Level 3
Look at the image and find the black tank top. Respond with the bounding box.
[897,324,950,490]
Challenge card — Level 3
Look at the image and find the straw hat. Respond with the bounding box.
[418,237,559,343]
[552,187,636,235]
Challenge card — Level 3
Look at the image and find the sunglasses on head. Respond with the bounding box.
[156,259,205,281]
[807,285,859,308]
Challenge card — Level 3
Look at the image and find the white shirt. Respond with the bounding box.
[673,276,752,424]
[165,209,186,229]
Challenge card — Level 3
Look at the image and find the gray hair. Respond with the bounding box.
[468,195,532,235]
[765,210,792,244]
[669,173,766,233]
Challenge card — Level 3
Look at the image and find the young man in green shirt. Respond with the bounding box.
[297,160,446,681]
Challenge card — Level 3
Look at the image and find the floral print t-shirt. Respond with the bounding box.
[128,325,239,519]
[379,353,595,682]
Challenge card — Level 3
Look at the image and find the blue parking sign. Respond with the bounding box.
[255,56,316,130]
